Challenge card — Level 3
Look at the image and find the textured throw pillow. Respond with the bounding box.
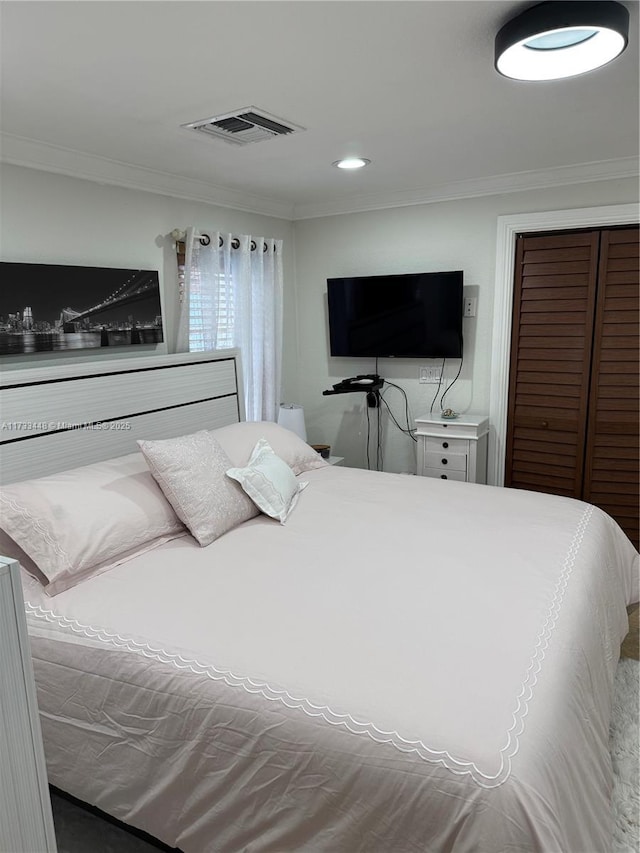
[226,439,308,523]
[138,430,258,547]
[0,453,186,596]
[211,421,329,476]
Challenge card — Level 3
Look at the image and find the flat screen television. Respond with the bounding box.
[327,271,463,358]
[0,262,163,356]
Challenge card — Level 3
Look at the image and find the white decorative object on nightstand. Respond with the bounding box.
[415,414,489,484]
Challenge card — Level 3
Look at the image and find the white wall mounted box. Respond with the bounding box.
[418,365,443,384]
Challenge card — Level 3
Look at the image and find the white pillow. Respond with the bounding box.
[138,430,258,547]
[0,453,186,596]
[226,439,308,523]
[0,527,49,588]
[211,421,329,476]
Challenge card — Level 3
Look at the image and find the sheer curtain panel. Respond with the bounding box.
[177,229,283,422]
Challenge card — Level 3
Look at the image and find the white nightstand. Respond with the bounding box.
[415,414,489,484]
[328,456,344,466]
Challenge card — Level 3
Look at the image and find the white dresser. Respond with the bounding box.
[415,414,489,484]
[0,558,57,853]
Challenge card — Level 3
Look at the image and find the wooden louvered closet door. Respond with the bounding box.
[505,226,639,549]
[583,229,639,548]
[505,231,599,498]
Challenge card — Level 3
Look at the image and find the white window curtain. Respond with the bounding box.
[177,228,283,422]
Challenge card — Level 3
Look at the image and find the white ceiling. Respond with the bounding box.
[1,0,638,219]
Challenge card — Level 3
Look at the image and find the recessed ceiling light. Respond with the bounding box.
[495,1,629,81]
[333,158,371,170]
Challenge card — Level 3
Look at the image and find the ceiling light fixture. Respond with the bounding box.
[333,158,371,170]
[495,1,629,81]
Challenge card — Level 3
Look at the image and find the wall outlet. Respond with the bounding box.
[419,365,443,384]
[463,297,477,318]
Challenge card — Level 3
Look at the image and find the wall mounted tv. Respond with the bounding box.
[0,262,163,356]
[327,271,463,358]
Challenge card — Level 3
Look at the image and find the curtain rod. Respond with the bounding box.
[171,229,276,252]
[170,228,209,245]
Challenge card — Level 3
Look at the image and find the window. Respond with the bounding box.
[188,269,235,351]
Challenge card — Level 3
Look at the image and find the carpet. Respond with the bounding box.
[611,656,640,853]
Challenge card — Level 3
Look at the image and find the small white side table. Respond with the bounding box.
[328,456,344,466]
[415,414,489,484]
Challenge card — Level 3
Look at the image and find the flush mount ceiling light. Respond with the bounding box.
[333,157,371,169]
[495,1,629,81]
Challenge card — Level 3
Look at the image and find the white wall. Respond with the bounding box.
[0,164,297,393]
[1,164,637,477]
[292,179,638,474]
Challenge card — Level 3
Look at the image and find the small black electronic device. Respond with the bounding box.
[323,374,384,396]
[332,374,380,389]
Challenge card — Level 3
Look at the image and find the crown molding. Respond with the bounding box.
[0,133,295,221]
[1,132,637,222]
[291,157,640,220]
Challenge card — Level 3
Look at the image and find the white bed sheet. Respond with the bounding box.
[22,466,639,852]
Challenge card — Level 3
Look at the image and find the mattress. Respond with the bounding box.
[22,466,639,852]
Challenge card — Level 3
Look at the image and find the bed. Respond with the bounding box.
[0,351,638,853]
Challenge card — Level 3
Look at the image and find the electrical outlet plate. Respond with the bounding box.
[419,365,442,384]
[463,297,477,318]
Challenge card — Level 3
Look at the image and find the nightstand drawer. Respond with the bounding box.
[422,467,467,482]
[424,451,467,472]
[415,420,485,440]
[423,436,469,454]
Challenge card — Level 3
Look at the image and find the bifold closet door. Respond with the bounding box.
[505,231,599,497]
[583,227,639,549]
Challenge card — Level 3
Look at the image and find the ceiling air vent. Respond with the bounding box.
[182,107,305,146]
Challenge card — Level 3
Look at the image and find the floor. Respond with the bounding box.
[51,792,170,853]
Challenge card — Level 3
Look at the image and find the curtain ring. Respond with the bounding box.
[263,242,268,252]
[199,233,211,246]
[231,238,240,250]
[218,235,224,248]
[250,240,257,251]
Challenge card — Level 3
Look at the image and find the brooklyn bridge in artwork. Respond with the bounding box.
[0,262,164,355]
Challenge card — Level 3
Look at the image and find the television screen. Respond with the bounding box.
[0,262,163,356]
[327,271,463,358]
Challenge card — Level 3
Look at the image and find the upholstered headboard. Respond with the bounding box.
[0,350,244,484]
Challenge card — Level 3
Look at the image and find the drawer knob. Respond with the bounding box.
[441,458,448,465]
[441,474,448,480]
[442,441,449,449]
[541,420,549,428]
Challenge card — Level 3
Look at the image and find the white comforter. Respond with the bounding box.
[23,467,639,852]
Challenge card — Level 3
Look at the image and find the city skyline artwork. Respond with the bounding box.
[0,262,164,356]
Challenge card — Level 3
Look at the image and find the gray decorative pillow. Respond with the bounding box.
[138,431,258,547]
